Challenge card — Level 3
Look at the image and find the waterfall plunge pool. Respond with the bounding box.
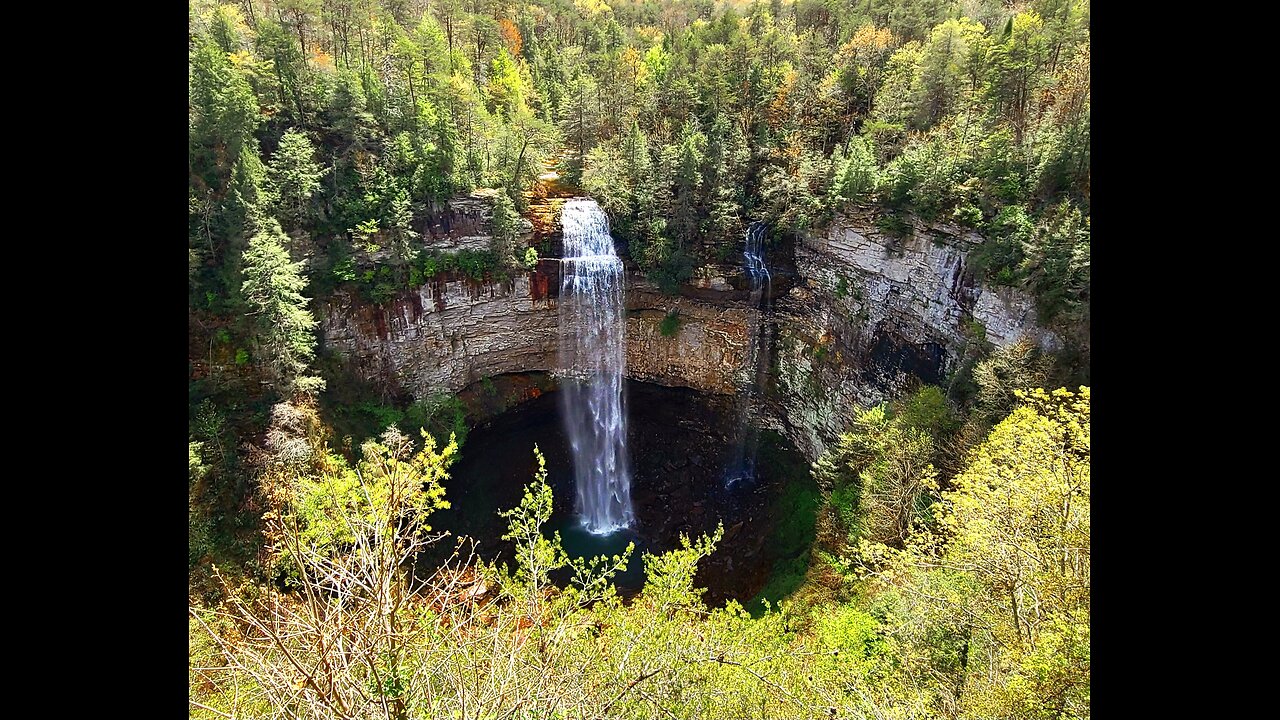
[421,380,817,608]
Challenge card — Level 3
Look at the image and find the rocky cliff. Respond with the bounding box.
[320,269,755,399]
[321,271,560,399]
[768,210,1059,459]
[623,282,755,394]
[319,207,1058,462]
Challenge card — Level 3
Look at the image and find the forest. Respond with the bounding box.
[189,0,1090,717]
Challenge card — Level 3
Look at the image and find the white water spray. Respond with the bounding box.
[744,221,772,302]
[558,199,634,534]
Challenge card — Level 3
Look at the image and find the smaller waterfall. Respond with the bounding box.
[744,221,772,304]
[725,221,774,486]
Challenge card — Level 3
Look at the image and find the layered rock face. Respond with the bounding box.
[321,272,560,398]
[319,204,1058,462]
[769,210,1059,459]
[421,190,533,251]
[623,282,754,394]
[320,271,754,399]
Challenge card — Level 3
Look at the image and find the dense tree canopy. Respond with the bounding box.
[190,0,1089,307]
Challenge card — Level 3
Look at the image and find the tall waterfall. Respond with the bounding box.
[558,198,634,534]
[726,221,773,486]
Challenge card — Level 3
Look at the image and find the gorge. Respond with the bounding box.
[320,203,1060,464]
[314,195,1063,600]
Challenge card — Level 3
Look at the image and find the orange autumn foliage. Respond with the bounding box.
[499,18,522,57]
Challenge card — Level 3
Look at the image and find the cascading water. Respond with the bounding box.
[725,221,774,486]
[743,221,772,306]
[558,198,634,534]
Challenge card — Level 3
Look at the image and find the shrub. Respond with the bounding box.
[896,385,959,437]
[876,212,911,238]
[659,309,681,337]
[401,392,470,448]
[647,248,695,295]
[969,205,1032,285]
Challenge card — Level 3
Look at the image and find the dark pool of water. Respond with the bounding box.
[420,380,811,606]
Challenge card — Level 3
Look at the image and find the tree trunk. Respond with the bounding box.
[511,133,530,188]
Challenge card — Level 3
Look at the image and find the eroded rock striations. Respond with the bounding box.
[320,272,753,399]
[319,206,1059,463]
[624,281,754,395]
[769,210,1059,459]
[321,273,560,398]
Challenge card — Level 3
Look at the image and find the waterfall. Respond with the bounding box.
[558,198,634,534]
[726,221,773,486]
[744,221,772,306]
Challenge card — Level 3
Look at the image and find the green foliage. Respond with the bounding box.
[329,392,470,450]
[813,403,938,551]
[858,387,1090,720]
[961,317,990,348]
[896,385,959,437]
[240,218,317,393]
[418,248,502,282]
[952,203,983,226]
[1021,201,1090,323]
[760,150,831,235]
[500,446,567,590]
[658,308,681,337]
[488,189,524,267]
[813,604,883,663]
[973,125,1028,207]
[875,212,912,238]
[641,523,724,611]
[975,238,1066,331]
[289,427,455,563]
[666,117,708,243]
[500,446,634,614]
[190,0,1089,335]
[189,34,261,181]
[970,205,1033,285]
[188,441,214,566]
[402,392,470,448]
[332,254,357,283]
[830,136,880,209]
[647,248,695,295]
[878,118,974,220]
[190,4,1091,715]
[266,129,326,230]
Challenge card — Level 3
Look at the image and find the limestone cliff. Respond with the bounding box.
[624,281,754,395]
[320,270,754,399]
[318,207,1059,463]
[769,210,1059,459]
[321,271,560,398]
